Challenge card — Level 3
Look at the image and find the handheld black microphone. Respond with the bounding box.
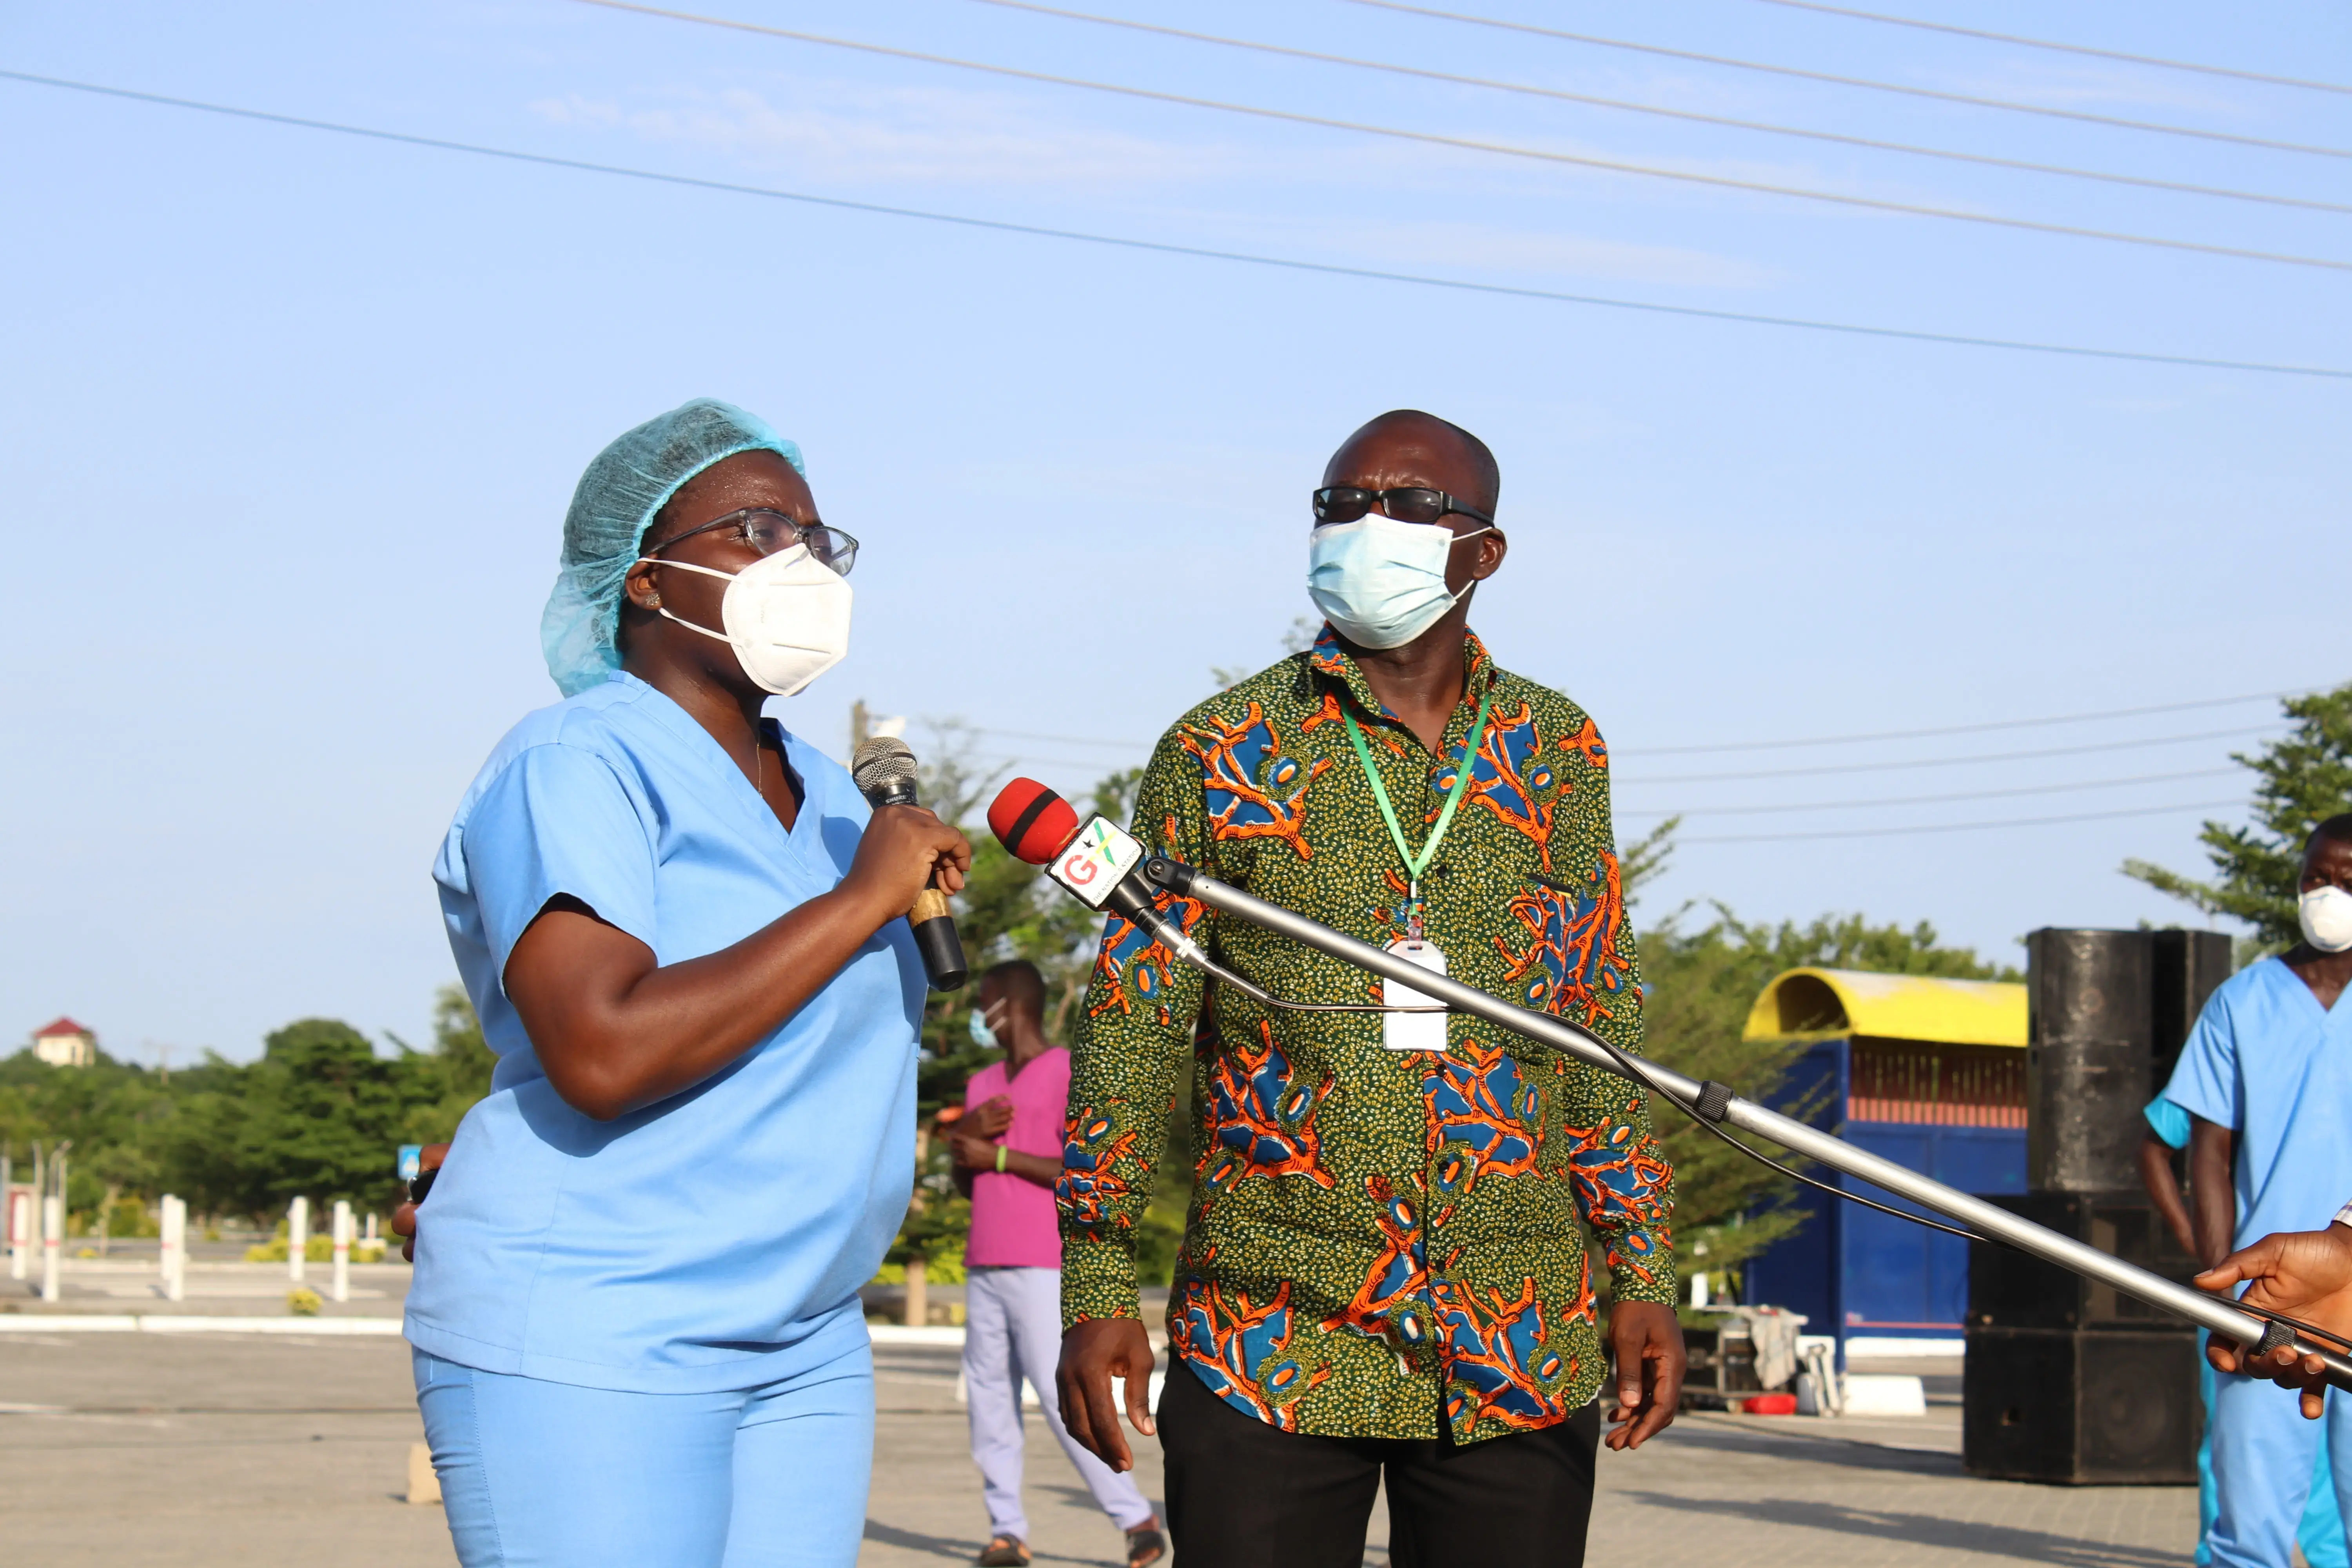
[851,736,969,992]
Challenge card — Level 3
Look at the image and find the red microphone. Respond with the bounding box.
[987,778,1082,867]
[988,777,1212,976]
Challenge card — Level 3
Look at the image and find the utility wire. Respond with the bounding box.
[961,0,2352,216]
[1630,724,2285,785]
[968,721,2285,783]
[11,70,2344,379]
[1343,0,2352,161]
[955,696,2296,757]
[1680,796,2241,843]
[1618,764,2240,819]
[562,0,2352,273]
[1739,0,2352,98]
[1635,686,2312,755]
[971,727,1151,750]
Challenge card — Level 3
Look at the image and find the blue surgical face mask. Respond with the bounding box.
[1307,516,1492,650]
[968,1006,1000,1051]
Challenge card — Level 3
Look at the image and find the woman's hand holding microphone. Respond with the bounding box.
[839,804,971,926]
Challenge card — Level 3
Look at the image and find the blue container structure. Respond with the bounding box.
[1737,969,2029,1358]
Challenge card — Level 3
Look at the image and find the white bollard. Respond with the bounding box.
[364,1212,378,1243]
[331,1200,352,1303]
[159,1195,187,1302]
[7,1187,28,1281]
[288,1196,309,1283]
[41,1194,63,1302]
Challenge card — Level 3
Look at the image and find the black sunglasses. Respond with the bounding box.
[648,507,858,576]
[1312,486,1495,528]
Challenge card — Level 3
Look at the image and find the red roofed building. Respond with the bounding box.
[31,1017,96,1069]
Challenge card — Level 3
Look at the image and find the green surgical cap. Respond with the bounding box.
[540,398,806,696]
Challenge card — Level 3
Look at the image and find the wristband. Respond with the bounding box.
[2334,1201,2352,1230]
[996,1145,1009,1175]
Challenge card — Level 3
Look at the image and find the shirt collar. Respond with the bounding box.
[1306,621,1496,726]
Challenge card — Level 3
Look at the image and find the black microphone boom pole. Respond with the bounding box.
[1107,847,2352,1390]
[849,736,969,991]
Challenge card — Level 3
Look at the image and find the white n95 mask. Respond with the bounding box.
[1307,516,1490,650]
[2300,886,2352,954]
[635,543,853,697]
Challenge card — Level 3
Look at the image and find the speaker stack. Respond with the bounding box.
[1960,927,2228,1485]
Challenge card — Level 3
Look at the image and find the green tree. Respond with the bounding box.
[167,1020,410,1215]
[394,986,499,1146]
[2124,684,2352,950]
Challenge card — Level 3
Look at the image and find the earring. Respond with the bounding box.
[646,594,662,608]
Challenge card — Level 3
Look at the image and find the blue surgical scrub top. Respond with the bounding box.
[2162,956,2352,1252]
[406,671,925,1394]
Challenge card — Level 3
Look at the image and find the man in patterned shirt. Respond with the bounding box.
[1053,410,1685,1566]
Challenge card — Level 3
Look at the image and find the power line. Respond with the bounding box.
[1680,796,2242,843]
[1343,0,2352,161]
[1632,687,2313,755]
[1628,724,2284,785]
[983,691,2324,762]
[11,71,2344,379]
[1620,764,2239,818]
[960,0,2352,216]
[1739,0,2352,98]
[972,748,1151,772]
[969,726,1154,750]
[979,720,2287,785]
[563,0,2352,273]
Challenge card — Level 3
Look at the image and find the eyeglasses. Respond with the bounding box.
[1312,486,1495,529]
[649,507,859,576]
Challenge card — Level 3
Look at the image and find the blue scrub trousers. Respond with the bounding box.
[2207,1341,2352,1568]
[413,1340,875,1567]
[2200,1347,2347,1567]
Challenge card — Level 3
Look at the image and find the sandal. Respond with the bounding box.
[976,1537,1030,1567]
[1125,1520,1168,1568]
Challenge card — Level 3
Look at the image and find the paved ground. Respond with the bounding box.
[0,1329,2201,1567]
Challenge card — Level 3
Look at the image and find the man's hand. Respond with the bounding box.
[388,1143,449,1264]
[949,1134,998,1171]
[1604,1299,1685,1450]
[1056,1318,1157,1472]
[964,1096,1014,1140]
[2198,1226,2352,1419]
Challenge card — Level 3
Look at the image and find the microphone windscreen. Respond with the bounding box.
[850,735,919,804]
[988,778,1080,866]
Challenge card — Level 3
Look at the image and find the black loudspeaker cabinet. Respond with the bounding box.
[2026,929,2154,1194]
[2150,928,2234,1096]
[1967,1192,2201,1330]
[1963,1325,2200,1484]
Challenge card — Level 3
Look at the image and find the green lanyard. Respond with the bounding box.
[1343,680,1495,942]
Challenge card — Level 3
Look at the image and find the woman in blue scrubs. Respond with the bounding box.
[401,399,969,1567]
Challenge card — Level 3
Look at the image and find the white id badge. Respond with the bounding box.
[1382,939,1450,1052]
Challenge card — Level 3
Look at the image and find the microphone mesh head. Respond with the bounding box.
[850,736,919,802]
[988,778,1081,866]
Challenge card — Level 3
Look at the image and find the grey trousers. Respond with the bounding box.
[963,1265,1154,1541]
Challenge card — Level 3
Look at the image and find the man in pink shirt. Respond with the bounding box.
[948,961,1163,1568]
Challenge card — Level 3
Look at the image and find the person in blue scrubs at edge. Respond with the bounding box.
[392,399,971,1568]
[2161,815,2352,1568]
[2143,1090,2347,1566]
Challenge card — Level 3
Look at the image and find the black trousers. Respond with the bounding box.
[1157,1357,1600,1568]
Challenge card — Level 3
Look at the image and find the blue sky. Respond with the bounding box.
[2,0,2345,1063]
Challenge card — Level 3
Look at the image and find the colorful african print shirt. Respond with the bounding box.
[1058,626,1675,1446]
